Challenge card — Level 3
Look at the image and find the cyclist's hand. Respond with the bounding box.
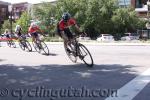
[80,32,87,37]
[40,33,46,37]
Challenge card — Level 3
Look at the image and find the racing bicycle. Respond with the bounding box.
[18,34,32,52]
[64,33,94,67]
[32,34,50,55]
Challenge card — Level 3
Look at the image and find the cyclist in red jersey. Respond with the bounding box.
[57,12,82,49]
[28,22,43,42]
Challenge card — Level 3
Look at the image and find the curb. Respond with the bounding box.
[1,41,150,46]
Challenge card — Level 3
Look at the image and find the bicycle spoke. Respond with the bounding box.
[19,42,25,51]
[32,42,40,53]
[24,40,32,52]
[40,42,49,55]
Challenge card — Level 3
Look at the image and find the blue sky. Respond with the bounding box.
[1,0,56,4]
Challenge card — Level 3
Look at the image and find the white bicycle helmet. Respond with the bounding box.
[30,22,38,28]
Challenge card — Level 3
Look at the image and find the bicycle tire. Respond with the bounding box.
[78,43,94,67]
[19,41,25,51]
[24,40,32,52]
[7,41,11,47]
[32,41,41,53]
[11,40,16,48]
[7,40,16,48]
[40,41,49,55]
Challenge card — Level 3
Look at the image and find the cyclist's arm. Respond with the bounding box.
[69,18,81,33]
[74,24,81,32]
[38,28,46,36]
[28,27,32,33]
[74,24,87,37]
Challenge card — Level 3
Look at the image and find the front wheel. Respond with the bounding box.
[7,40,16,48]
[7,41,11,47]
[78,43,94,67]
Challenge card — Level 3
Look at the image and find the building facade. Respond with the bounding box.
[0,1,10,26]
[132,0,149,18]
[12,2,30,20]
[117,0,149,18]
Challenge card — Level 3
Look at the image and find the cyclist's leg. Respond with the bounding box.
[17,33,22,42]
[61,31,69,48]
[31,32,38,43]
[64,29,74,52]
[35,32,40,42]
[6,34,10,40]
[64,28,74,39]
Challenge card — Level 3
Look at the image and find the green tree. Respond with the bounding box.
[84,0,117,37]
[32,2,56,36]
[112,7,146,34]
[16,11,31,34]
[1,20,15,34]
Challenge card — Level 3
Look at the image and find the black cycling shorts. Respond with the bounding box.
[31,32,38,38]
[6,34,10,38]
[17,33,22,37]
[60,28,73,39]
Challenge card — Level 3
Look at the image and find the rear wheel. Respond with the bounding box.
[78,43,94,67]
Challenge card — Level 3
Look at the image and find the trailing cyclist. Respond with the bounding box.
[28,22,43,43]
[28,22,49,55]
[3,29,11,39]
[15,25,24,41]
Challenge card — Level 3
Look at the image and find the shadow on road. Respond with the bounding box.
[0,64,139,100]
[41,52,58,56]
[0,59,5,62]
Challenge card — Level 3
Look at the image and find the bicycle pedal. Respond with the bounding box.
[66,48,71,53]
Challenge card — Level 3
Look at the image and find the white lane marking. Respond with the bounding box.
[105,68,150,100]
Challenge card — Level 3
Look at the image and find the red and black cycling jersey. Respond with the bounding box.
[28,26,40,34]
[58,18,76,31]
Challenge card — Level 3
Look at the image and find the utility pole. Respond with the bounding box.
[146,0,150,39]
[8,5,13,34]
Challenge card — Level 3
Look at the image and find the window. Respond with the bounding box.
[118,0,131,6]
[135,0,142,8]
[1,8,6,16]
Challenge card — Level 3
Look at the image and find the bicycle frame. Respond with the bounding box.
[35,39,42,49]
[68,36,81,57]
[65,34,94,67]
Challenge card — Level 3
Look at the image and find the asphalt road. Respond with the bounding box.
[0,42,150,100]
